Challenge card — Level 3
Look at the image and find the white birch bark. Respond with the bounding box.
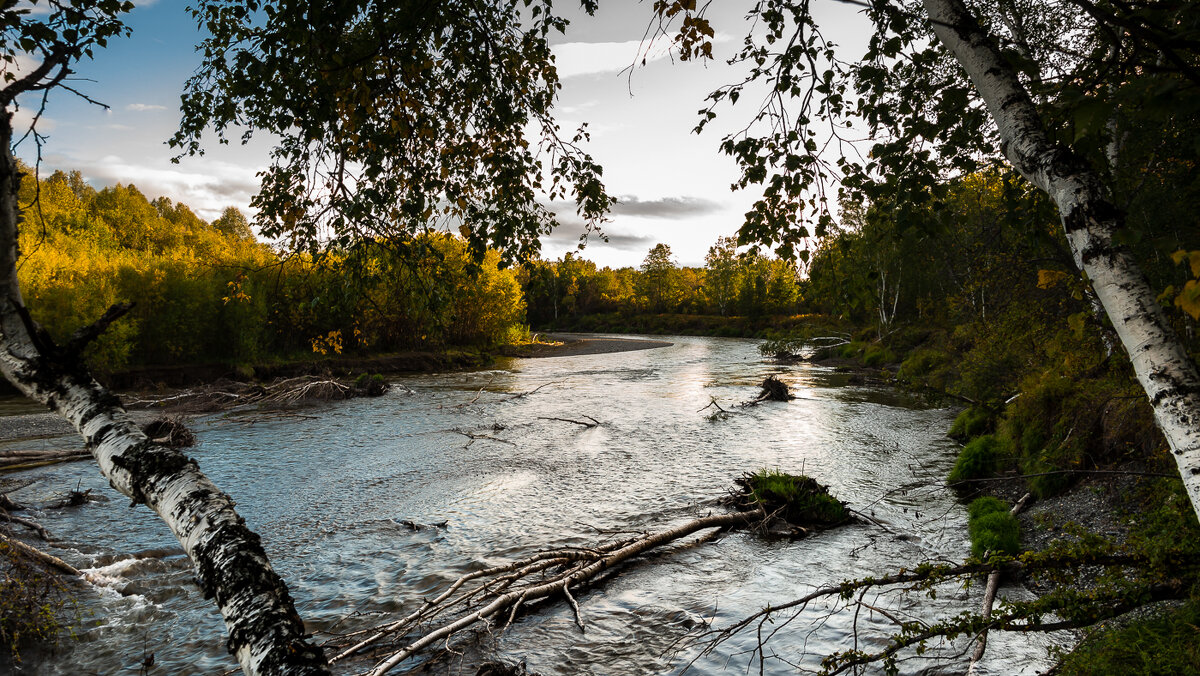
[922,0,1200,521]
[0,113,330,675]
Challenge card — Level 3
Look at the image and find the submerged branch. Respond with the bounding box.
[328,508,768,675]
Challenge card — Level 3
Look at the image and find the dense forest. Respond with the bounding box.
[16,167,527,373]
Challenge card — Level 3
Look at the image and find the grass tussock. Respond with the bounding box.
[738,469,848,526]
[967,496,1020,558]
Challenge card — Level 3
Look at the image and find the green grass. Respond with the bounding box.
[949,406,992,440]
[1057,601,1200,675]
[745,469,848,525]
[967,497,1019,558]
[948,435,1005,484]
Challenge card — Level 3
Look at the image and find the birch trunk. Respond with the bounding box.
[922,0,1200,521]
[0,112,330,675]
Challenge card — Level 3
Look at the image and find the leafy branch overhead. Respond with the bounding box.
[172,0,613,264]
[655,0,1200,257]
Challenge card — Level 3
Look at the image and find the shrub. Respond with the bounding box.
[967,498,1019,558]
[861,344,897,367]
[948,435,1005,484]
[0,542,72,661]
[898,347,947,380]
[949,406,992,440]
[1057,601,1200,675]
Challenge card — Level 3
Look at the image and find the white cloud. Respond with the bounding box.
[126,103,167,112]
[552,38,672,79]
[10,107,55,133]
[46,153,261,221]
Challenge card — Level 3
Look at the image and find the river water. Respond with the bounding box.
[8,336,1065,675]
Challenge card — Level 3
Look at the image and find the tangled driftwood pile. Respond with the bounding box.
[127,374,391,413]
[325,505,768,675]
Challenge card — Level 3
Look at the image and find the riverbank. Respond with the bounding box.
[499,332,673,358]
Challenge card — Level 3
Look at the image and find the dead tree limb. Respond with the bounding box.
[329,508,767,675]
[967,492,1032,675]
[536,416,600,428]
[0,449,91,472]
[451,429,516,447]
[1,512,49,539]
[0,532,79,577]
[502,382,558,400]
[698,398,732,415]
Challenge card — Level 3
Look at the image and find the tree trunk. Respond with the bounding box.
[922,0,1200,521]
[0,112,330,675]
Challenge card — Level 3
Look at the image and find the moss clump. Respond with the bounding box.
[948,435,1005,484]
[741,469,848,525]
[353,372,389,396]
[967,497,1019,558]
[949,406,992,440]
[838,341,866,359]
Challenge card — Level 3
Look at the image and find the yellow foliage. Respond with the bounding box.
[1176,280,1200,320]
[1037,269,1070,290]
[311,330,344,355]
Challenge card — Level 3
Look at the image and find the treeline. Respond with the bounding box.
[799,166,1199,498]
[521,239,803,334]
[18,167,526,372]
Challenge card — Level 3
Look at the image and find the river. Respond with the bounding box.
[7,335,1065,674]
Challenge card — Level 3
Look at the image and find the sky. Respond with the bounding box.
[12,1,870,269]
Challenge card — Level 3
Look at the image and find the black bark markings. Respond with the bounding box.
[108,442,197,506]
[192,520,329,673]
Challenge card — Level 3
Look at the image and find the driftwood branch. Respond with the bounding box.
[452,429,516,447]
[0,532,79,577]
[1,511,50,539]
[327,507,767,675]
[537,415,600,428]
[502,382,559,400]
[698,397,733,416]
[0,448,91,472]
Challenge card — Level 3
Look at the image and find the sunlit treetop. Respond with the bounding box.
[172,0,611,265]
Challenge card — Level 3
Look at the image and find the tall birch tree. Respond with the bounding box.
[655,0,1200,520]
